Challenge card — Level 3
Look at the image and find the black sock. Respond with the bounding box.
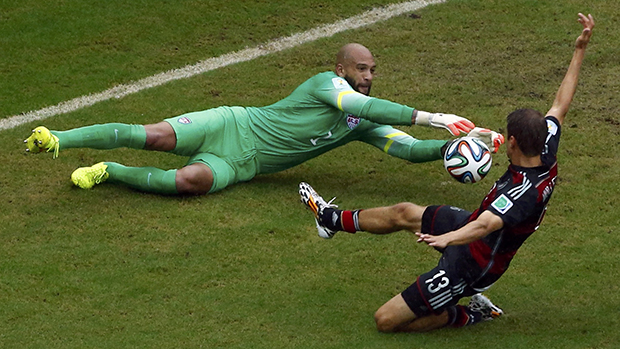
[446,305,484,328]
[318,208,361,233]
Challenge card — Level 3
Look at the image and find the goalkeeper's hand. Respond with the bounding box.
[467,127,505,153]
[414,111,475,136]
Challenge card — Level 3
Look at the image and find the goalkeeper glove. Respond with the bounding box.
[414,111,475,136]
[467,127,505,153]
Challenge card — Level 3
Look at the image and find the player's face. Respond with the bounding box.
[343,62,375,95]
[337,51,376,95]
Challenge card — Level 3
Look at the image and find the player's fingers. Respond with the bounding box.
[493,134,504,153]
[462,119,475,129]
[456,121,474,134]
[446,124,460,136]
[458,121,475,133]
[578,12,586,23]
[497,134,505,145]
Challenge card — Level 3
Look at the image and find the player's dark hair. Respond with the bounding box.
[506,108,547,157]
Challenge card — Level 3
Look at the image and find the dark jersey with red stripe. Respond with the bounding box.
[458,116,561,288]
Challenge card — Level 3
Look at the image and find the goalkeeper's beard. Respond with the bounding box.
[345,76,371,96]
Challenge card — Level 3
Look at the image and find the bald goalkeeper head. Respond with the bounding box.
[335,43,376,96]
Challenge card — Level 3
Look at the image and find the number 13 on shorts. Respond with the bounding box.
[426,270,450,294]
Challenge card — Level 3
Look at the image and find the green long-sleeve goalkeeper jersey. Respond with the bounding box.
[246,71,443,174]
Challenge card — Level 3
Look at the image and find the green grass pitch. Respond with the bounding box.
[1,0,618,348]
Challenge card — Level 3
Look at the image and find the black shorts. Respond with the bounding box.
[400,205,476,317]
[421,205,471,236]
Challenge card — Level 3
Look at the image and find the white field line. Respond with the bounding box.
[0,0,446,132]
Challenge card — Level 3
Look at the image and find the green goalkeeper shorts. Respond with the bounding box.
[165,106,258,193]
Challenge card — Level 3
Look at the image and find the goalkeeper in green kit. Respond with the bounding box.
[24,43,503,196]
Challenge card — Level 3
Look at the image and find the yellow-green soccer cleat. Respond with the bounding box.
[71,162,109,189]
[24,126,60,158]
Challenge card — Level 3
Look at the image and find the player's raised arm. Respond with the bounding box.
[547,13,595,125]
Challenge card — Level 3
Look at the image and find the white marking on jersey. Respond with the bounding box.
[332,77,350,90]
[310,131,333,146]
[508,174,531,200]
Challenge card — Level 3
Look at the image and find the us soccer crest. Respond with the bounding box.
[346,114,360,130]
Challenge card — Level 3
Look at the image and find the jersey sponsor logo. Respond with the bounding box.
[178,117,192,124]
[332,77,350,90]
[346,114,360,129]
[491,194,513,214]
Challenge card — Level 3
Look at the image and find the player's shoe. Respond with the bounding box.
[24,126,60,158]
[298,182,338,239]
[71,162,109,189]
[468,293,504,321]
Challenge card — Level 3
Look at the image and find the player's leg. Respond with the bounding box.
[357,202,425,234]
[377,295,501,333]
[374,294,449,333]
[299,182,426,237]
[72,162,181,194]
[144,122,177,151]
[316,202,425,235]
[378,262,496,333]
[24,115,182,157]
[174,163,214,195]
[105,162,215,195]
[73,152,239,195]
[25,123,149,156]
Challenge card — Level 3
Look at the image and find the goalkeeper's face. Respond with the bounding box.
[336,44,376,95]
[343,63,374,96]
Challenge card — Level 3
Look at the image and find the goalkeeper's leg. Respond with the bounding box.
[26,121,178,155]
[53,123,148,151]
[75,162,215,195]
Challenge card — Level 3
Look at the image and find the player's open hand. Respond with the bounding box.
[576,13,594,49]
[467,127,505,153]
[415,233,448,249]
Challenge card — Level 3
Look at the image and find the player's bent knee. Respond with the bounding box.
[374,309,399,333]
[144,122,177,151]
[390,202,423,229]
[176,164,213,195]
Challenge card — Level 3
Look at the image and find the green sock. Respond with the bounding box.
[105,162,178,195]
[52,123,147,150]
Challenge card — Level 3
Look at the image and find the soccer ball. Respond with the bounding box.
[444,137,492,184]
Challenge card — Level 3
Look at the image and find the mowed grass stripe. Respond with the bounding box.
[0,0,445,132]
